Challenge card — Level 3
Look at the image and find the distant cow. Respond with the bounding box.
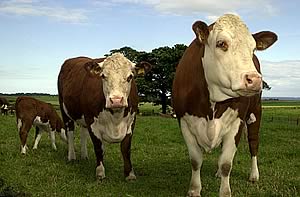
[172,14,277,197]
[58,53,151,180]
[0,96,9,115]
[15,96,67,154]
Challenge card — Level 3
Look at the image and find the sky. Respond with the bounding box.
[0,0,299,97]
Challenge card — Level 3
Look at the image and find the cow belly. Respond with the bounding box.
[90,111,135,143]
[181,108,240,152]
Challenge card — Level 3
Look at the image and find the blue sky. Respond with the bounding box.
[0,0,299,97]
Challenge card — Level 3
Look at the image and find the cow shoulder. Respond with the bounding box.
[172,39,211,118]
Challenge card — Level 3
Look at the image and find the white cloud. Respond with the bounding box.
[96,0,277,18]
[261,60,300,97]
[0,0,88,24]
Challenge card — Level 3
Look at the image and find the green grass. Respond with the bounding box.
[0,97,299,196]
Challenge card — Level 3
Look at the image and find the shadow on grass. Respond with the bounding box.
[0,177,31,197]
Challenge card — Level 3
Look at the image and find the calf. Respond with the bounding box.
[15,96,67,154]
[58,53,151,180]
[172,14,277,197]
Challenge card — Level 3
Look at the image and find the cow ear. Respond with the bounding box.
[192,21,209,44]
[253,31,278,50]
[84,61,103,76]
[134,61,152,76]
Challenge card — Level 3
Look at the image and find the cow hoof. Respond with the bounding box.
[96,164,105,180]
[20,145,28,154]
[187,190,200,197]
[125,173,136,181]
[220,187,231,197]
[81,156,88,160]
[68,152,76,161]
[249,176,259,183]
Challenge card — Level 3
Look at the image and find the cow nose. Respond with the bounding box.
[109,96,124,108]
[244,73,262,91]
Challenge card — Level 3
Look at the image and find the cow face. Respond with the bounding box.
[86,53,151,109]
[193,14,277,102]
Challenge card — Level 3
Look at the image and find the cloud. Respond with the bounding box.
[96,0,277,18]
[0,0,88,24]
[261,60,300,97]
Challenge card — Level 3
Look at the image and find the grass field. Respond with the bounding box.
[0,96,299,196]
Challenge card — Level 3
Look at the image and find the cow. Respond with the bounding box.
[15,96,67,154]
[0,96,9,115]
[57,53,151,180]
[172,14,277,197]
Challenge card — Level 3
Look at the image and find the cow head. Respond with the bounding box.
[85,53,151,109]
[192,14,277,102]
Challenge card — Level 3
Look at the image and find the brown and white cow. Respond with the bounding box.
[16,96,67,154]
[172,14,277,197]
[58,53,151,180]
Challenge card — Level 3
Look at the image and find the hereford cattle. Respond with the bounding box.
[58,53,151,180]
[172,14,277,197]
[15,96,67,154]
[0,96,9,115]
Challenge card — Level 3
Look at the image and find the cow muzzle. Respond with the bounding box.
[238,72,262,96]
[108,96,126,109]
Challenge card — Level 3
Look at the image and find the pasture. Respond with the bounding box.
[0,96,299,196]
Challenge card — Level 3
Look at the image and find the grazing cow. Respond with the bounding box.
[0,96,9,115]
[58,53,151,180]
[15,96,67,154]
[172,14,277,197]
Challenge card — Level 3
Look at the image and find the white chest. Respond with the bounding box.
[181,108,241,152]
[90,110,135,143]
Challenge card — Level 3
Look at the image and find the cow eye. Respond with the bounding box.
[216,40,228,51]
[127,74,133,82]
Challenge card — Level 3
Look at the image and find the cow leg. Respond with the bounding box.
[18,119,31,154]
[88,128,105,180]
[80,127,89,159]
[33,126,42,150]
[60,106,76,160]
[181,120,203,197]
[50,130,57,151]
[247,111,261,182]
[64,118,76,160]
[121,133,136,181]
[217,124,241,197]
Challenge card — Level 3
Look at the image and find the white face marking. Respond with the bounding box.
[99,53,135,109]
[202,14,261,102]
[90,110,135,143]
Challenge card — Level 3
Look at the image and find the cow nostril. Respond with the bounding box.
[245,74,253,84]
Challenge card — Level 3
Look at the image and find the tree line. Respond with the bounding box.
[1,44,271,114]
